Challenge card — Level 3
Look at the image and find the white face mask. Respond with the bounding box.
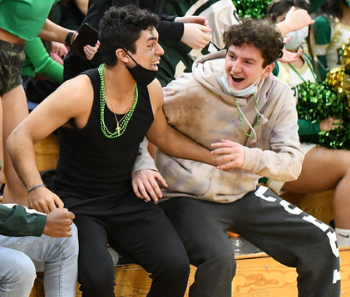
[284,26,308,50]
[220,69,265,98]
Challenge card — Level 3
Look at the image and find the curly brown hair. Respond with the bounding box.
[223,18,284,68]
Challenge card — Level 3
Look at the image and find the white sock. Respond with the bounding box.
[335,227,350,247]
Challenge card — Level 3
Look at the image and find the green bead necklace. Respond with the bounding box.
[98,64,138,138]
[232,94,260,138]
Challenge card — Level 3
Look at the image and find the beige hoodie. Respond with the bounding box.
[155,50,304,203]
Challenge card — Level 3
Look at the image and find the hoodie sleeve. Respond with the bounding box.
[0,204,46,237]
[132,138,158,173]
[241,81,304,182]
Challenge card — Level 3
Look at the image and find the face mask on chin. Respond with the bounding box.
[125,51,158,86]
[220,68,266,98]
[284,26,308,51]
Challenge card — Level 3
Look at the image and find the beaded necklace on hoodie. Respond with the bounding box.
[98,64,138,138]
[233,94,260,138]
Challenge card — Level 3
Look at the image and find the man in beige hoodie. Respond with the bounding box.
[138,18,340,297]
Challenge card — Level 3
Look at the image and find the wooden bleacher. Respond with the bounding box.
[29,135,349,297]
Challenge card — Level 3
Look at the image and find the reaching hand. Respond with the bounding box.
[176,16,209,27]
[131,169,168,203]
[279,40,303,63]
[181,23,212,49]
[211,139,245,170]
[43,208,75,238]
[284,6,314,32]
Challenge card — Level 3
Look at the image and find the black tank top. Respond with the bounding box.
[52,68,154,212]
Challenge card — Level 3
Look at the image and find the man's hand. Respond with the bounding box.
[43,208,75,237]
[131,169,168,203]
[181,23,212,49]
[211,139,245,170]
[175,16,209,27]
[28,186,64,214]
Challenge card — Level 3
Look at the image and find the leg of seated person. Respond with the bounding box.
[0,224,78,297]
[107,199,190,297]
[0,246,36,297]
[160,197,236,297]
[235,187,340,297]
[74,215,116,297]
[282,146,350,245]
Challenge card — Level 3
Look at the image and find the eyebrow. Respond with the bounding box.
[227,50,257,63]
[147,36,158,42]
[147,30,158,42]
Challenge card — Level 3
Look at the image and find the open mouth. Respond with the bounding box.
[151,60,160,70]
[232,75,244,83]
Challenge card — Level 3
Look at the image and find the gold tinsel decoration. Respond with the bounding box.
[326,42,350,111]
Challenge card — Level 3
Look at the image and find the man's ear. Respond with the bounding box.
[263,63,275,78]
[116,48,129,63]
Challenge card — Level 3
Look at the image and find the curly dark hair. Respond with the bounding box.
[99,5,159,66]
[223,18,284,68]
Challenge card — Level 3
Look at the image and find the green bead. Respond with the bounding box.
[98,64,138,139]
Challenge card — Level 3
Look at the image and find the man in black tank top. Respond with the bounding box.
[7,5,214,297]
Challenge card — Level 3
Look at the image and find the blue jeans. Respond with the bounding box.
[0,224,78,297]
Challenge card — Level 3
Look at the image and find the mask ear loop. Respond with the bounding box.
[124,49,138,65]
[253,69,269,125]
[254,83,268,125]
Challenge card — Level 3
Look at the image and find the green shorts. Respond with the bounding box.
[0,39,25,96]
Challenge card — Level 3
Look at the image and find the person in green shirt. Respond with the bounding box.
[0,193,78,296]
[313,0,350,80]
[0,0,98,207]
[268,0,350,248]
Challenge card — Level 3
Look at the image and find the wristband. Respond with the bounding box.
[28,184,46,194]
[65,31,75,47]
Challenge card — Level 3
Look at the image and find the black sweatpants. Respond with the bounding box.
[160,186,341,297]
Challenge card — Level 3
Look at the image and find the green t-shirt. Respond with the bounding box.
[0,0,59,41]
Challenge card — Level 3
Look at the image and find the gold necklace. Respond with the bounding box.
[113,108,131,135]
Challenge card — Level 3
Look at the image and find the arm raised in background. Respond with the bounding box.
[39,19,98,60]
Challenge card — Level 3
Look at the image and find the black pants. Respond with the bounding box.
[160,186,341,297]
[74,197,190,297]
